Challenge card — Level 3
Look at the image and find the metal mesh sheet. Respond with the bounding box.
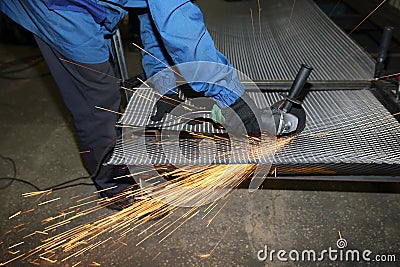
[265,90,400,165]
[112,88,276,165]
[198,0,375,82]
[109,89,400,169]
[118,88,226,134]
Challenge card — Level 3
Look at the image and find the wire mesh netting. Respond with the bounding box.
[109,89,400,173]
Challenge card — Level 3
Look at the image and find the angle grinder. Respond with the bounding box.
[263,64,313,136]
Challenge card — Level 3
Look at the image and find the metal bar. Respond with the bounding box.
[267,175,400,183]
[245,81,372,91]
[112,29,132,100]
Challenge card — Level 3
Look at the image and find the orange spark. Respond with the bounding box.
[0,253,26,266]
[71,261,81,267]
[250,8,256,43]
[152,252,161,261]
[1,134,293,264]
[94,106,123,116]
[371,72,400,81]
[349,0,387,35]
[258,0,262,38]
[289,0,296,23]
[131,42,183,78]
[38,197,60,206]
[58,58,132,86]
[385,111,400,118]
[199,223,233,258]
[8,211,21,220]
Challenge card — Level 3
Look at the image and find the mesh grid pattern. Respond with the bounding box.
[199,0,375,81]
[109,90,400,168]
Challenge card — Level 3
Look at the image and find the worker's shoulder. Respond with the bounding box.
[1,0,112,64]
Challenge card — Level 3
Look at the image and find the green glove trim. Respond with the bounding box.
[211,104,226,124]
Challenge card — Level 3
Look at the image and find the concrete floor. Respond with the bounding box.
[1,42,400,267]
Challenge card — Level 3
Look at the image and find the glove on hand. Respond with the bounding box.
[151,93,184,121]
[217,94,261,137]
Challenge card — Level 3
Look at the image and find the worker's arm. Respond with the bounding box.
[138,12,178,95]
[139,1,262,136]
[145,0,244,108]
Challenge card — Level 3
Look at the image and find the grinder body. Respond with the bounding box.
[261,64,313,136]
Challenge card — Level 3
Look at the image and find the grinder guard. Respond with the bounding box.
[261,64,313,136]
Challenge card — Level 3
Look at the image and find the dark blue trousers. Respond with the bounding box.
[35,36,134,195]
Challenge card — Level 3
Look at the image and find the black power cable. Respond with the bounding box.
[0,112,219,193]
[0,155,91,192]
[0,177,41,191]
[0,154,17,189]
[0,132,120,192]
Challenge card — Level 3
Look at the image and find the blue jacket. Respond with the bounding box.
[0,0,243,106]
[0,0,146,64]
[140,1,243,106]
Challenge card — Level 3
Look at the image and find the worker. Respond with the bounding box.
[0,0,261,210]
